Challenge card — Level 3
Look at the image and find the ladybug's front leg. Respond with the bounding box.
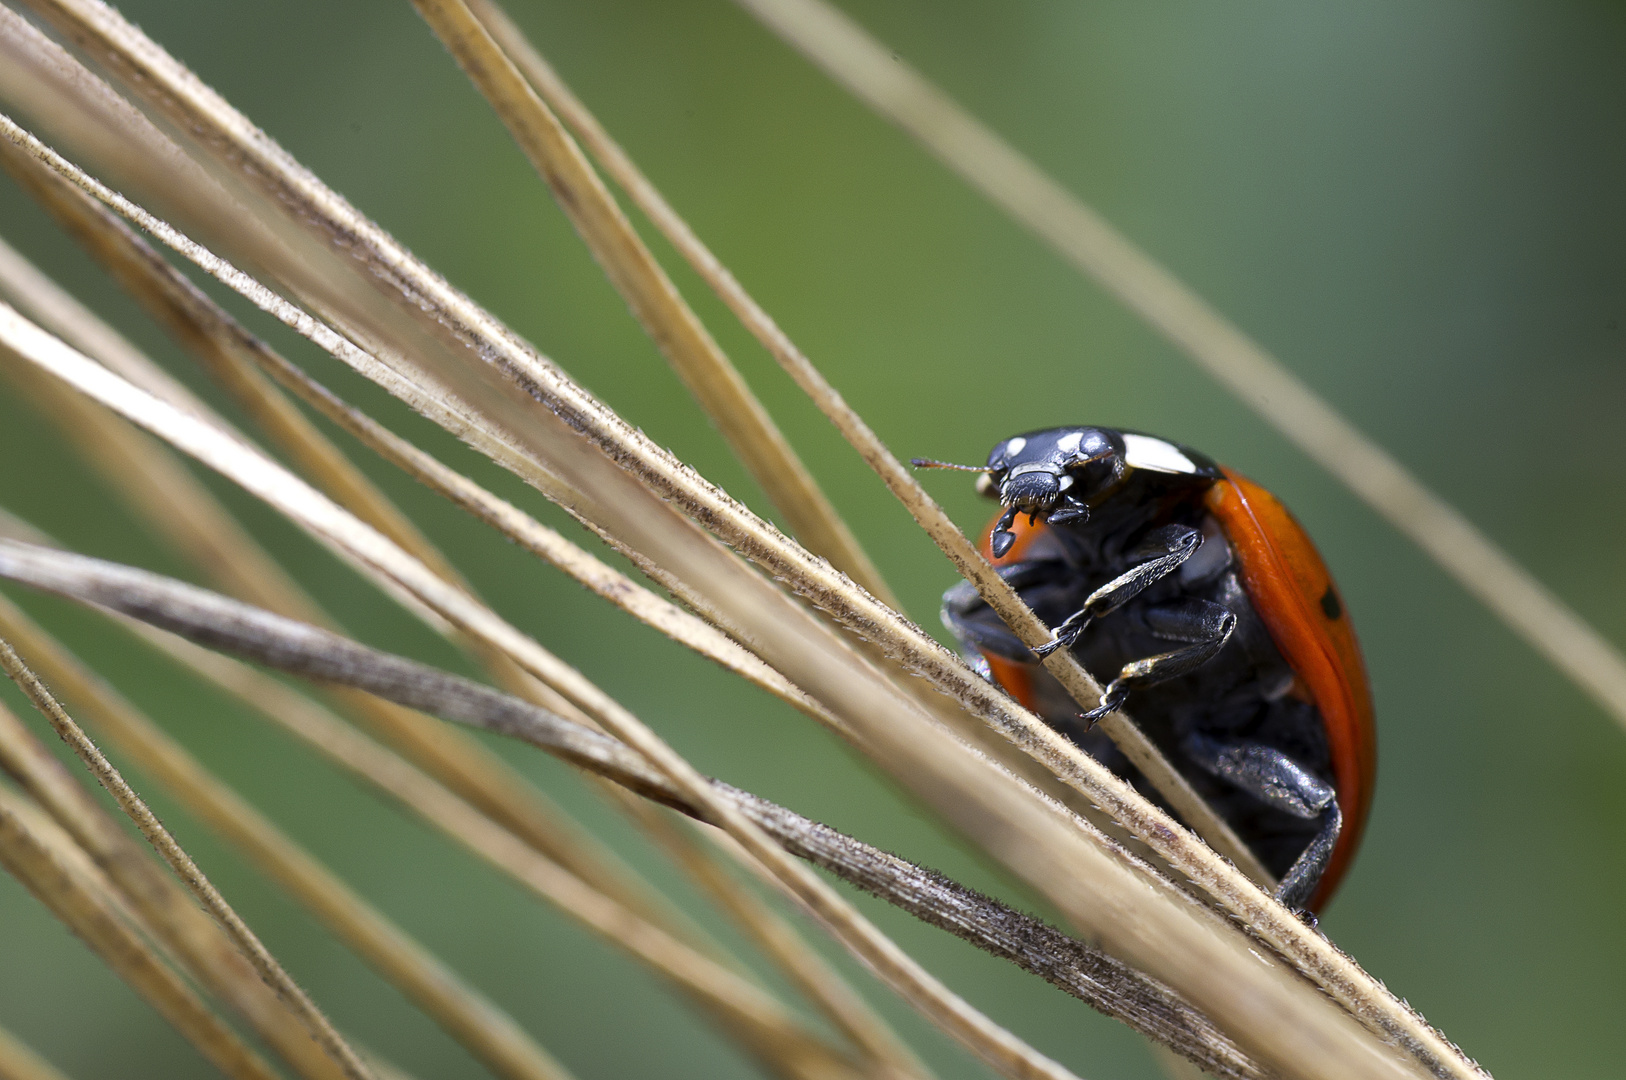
[1077,596,1237,724]
[1182,733,1342,914]
[1034,524,1203,658]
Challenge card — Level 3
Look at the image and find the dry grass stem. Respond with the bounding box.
[611,794,931,1079]
[0,573,856,1079]
[0,638,380,1080]
[0,45,1444,1079]
[0,538,1273,1080]
[0,172,826,726]
[0,445,819,1073]
[0,153,737,985]
[0,177,936,1065]
[408,0,896,609]
[0,668,356,1080]
[464,0,1265,885]
[0,593,578,1080]
[0,61,1264,986]
[2,51,1254,960]
[127,629,867,1080]
[0,178,458,587]
[0,782,282,1080]
[728,0,1626,743]
[0,285,1090,1079]
[0,1023,72,1080]
[0,158,803,977]
[0,15,1463,1076]
[189,669,874,1072]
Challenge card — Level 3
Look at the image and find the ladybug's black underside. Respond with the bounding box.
[946,468,1333,881]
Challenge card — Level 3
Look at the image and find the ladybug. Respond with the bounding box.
[917,427,1375,911]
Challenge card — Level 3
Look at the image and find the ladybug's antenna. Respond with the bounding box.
[909,458,990,472]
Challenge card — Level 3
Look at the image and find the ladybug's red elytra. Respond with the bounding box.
[917,427,1375,912]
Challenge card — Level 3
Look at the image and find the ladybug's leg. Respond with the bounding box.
[941,561,1074,661]
[1077,597,1236,723]
[1034,525,1202,659]
[1182,733,1342,912]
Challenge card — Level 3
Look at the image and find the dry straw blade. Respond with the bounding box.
[0,638,380,1080]
[0,130,768,1001]
[731,0,1626,741]
[0,632,357,1080]
[0,6,1478,1077]
[0,20,1456,1076]
[459,0,1268,887]
[128,625,870,1080]
[0,1023,73,1080]
[0,782,283,1080]
[407,0,896,611]
[0,212,870,1075]
[0,147,894,1027]
[0,280,1090,1079]
[0,183,834,745]
[0,591,578,1080]
[0,536,1273,1080]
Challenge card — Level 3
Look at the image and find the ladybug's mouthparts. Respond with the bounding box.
[1000,465,1066,512]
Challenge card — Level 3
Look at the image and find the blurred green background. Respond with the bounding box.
[0,1,1622,1077]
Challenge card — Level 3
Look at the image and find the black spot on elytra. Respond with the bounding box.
[1319,587,1342,621]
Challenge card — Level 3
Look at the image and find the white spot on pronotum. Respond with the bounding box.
[1122,433,1197,474]
[1003,436,1027,457]
[1054,430,1083,455]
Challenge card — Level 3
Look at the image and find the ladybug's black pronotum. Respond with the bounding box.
[917,427,1376,912]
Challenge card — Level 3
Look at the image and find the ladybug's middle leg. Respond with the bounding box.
[1034,524,1203,658]
[1077,596,1236,723]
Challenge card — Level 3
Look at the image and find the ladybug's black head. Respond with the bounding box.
[914,427,1220,557]
[974,428,1123,554]
[913,428,1126,555]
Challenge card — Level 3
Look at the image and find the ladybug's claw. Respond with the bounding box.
[1033,609,1093,659]
[1076,679,1129,729]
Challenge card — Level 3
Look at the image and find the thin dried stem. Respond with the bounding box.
[0,170,825,731]
[464,0,1264,886]
[0,439,832,1080]
[409,0,896,609]
[0,638,380,1080]
[0,150,737,981]
[0,592,577,1080]
[0,74,1438,1079]
[0,48,1269,970]
[0,538,1271,1080]
[0,177,919,1064]
[0,296,1092,1080]
[0,55,1263,976]
[728,0,1626,740]
[0,1023,72,1080]
[0,782,282,1080]
[0,156,783,968]
[136,631,866,1080]
[0,647,352,1080]
[612,794,930,1079]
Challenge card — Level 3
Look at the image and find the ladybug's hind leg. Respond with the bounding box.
[1078,597,1237,724]
[1182,733,1341,914]
[1034,525,1202,658]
